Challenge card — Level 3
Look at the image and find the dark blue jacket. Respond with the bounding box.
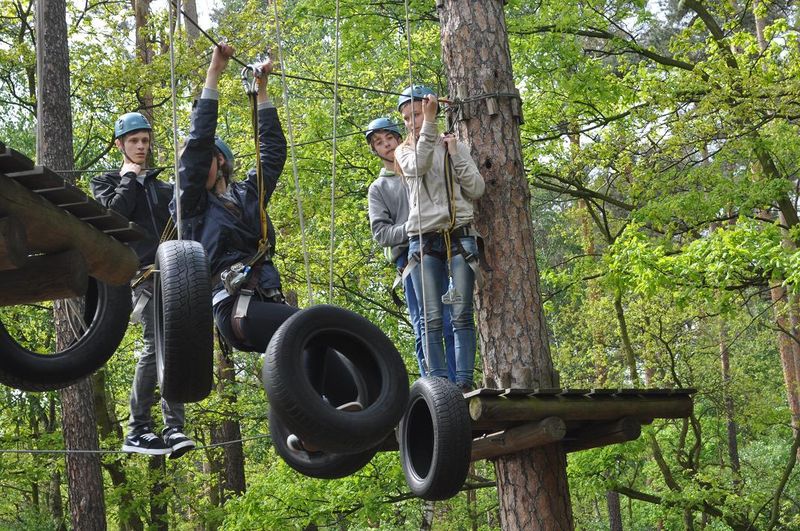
[172,97,287,297]
[91,168,172,267]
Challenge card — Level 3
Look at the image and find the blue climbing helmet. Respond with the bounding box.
[214,137,235,167]
[114,112,152,140]
[397,85,436,112]
[365,117,402,144]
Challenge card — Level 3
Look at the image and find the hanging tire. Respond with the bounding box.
[0,278,131,391]
[269,407,379,479]
[154,240,213,403]
[399,377,472,501]
[262,304,409,454]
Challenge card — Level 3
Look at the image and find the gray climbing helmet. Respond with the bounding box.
[365,117,402,144]
[114,112,152,140]
[397,85,436,112]
[214,137,235,167]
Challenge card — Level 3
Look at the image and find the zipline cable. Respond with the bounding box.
[272,0,315,304]
[167,0,183,239]
[169,0,409,100]
[0,434,272,455]
[328,0,341,303]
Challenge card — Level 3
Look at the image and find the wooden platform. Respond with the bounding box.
[0,140,143,299]
[378,387,695,460]
[466,387,695,460]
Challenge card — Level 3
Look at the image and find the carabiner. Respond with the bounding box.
[240,64,261,95]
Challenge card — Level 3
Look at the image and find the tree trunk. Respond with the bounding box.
[36,0,106,528]
[613,293,639,386]
[719,321,741,481]
[437,2,573,529]
[182,0,199,45]
[149,457,168,530]
[217,350,246,496]
[133,0,155,161]
[93,371,143,531]
[607,490,623,531]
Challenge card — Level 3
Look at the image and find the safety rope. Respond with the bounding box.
[403,0,429,374]
[328,0,341,303]
[271,0,314,304]
[242,66,271,264]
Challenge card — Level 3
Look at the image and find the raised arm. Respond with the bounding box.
[176,44,234,216]
[445,137,485,200]
[244,57,287,206]
[394,94,440,179]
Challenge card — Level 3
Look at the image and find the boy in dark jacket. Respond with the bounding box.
[92,112,194,457]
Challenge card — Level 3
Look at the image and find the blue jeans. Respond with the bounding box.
[397,255,456,381]
[408,234,477,387]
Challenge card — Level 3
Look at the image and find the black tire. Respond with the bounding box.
[154,240,213,403]
[399,377,472,500]
[269,408,379,479]
[0,278,131,391]
[262,304,409,454]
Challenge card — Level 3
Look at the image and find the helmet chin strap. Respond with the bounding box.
[370,148,395,165]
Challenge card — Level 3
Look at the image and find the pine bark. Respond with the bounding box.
[216,349,246,496]
[438,1,572,528]
[36,0,106,528]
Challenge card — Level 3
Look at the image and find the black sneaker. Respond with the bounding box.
[122,431,171,455]
[163,427,196,459]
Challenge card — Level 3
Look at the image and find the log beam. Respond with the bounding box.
[471,417,566,462]
[469,395,692,429]
[0,249,88,305]
[0,173,137,286]
[0,217,28,271]
[564,417,642,453]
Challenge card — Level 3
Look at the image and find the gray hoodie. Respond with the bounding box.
[395,120,485,236]
[367,167,410,262]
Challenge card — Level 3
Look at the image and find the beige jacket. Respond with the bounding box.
[395,120,485,236]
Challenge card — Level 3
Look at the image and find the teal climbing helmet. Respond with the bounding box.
[114,112,152,140]
[214,137,235,166]
[365,117,402,144]
[397,85,436,112]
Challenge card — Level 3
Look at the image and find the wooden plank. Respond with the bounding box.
[102,223,146,243]
[36,183,87,206]
[0,146,35,173]
[60,197,102,219]
[471,417,566,461]
[564,417,642,453]
[0,173,138,286]
[469,395,693,428]
[0,217,28,271]
[5,166,64,189]
[0,249,88,305]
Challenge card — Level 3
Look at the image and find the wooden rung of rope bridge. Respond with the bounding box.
[466,387,694,460]
[0,140,142,305]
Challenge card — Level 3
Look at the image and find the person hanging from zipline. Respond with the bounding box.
[92,113,195,457]
[174,43,361,454]
[173,43,294,354]
[394,85,485,393]
[365,117,456,381]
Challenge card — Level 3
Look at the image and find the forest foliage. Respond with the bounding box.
[1,0,800,528]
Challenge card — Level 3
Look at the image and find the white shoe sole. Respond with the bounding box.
[168,440,196,459]
[122,444,172,455]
